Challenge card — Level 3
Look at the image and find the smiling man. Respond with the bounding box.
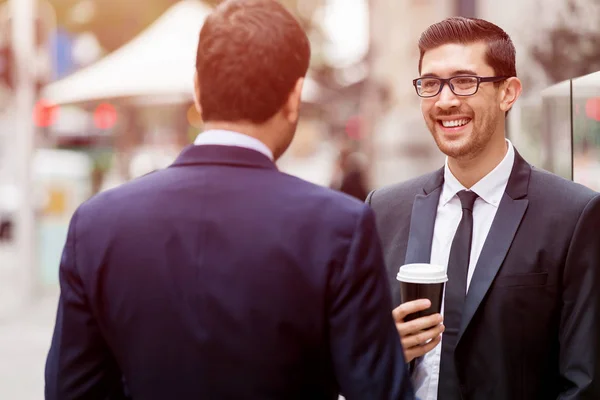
[366,17,600,400]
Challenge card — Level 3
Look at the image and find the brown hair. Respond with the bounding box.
[418,17,516,78]
[196,0,310,123]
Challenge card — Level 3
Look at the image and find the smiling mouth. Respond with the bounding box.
[437,118,472,128]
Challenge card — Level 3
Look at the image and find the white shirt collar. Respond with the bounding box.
[441,139,515,207]
[194,129,274,161]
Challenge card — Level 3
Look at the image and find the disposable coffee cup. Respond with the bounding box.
[396,263,447,322]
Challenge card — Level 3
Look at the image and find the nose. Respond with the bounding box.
[435,83,461,111]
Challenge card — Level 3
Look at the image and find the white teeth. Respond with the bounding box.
[441,119,470,128]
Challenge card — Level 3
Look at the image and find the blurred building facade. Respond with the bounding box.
[367,0,454,188]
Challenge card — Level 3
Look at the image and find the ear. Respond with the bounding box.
[499,77,522,113]
[283,77,304,123]
[193,71,202,116]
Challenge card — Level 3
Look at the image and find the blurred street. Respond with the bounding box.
[0,292,58,400]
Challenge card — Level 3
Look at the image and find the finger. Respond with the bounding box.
[405,334,442,361]
[397,313,443,337]
[401,323,445,350]
[392,299,432,322]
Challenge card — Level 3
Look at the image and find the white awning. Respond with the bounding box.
[42,0,320,105]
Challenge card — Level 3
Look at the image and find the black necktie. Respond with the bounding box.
[438,190,478,400]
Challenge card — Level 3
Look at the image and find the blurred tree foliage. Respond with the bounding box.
[0,0,179,52]
[530,0,600,83]
[0,0,333,76]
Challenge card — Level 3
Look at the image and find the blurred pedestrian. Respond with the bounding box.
[330,144,369,201]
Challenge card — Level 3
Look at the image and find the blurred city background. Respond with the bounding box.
[0,0,599,397]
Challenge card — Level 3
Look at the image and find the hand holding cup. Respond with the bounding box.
[394,263,448,362]
[392,299,444,363]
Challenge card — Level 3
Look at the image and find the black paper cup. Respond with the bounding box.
[397,263,447,322]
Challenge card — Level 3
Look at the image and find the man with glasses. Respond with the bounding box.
[367,17,600,399]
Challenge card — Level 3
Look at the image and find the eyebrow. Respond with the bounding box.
[420,69,479,78]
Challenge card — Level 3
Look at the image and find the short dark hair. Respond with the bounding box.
[196,0,311,124]
[418,17,516,78]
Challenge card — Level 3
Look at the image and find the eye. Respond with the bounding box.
[421,79,439,88]
[452,77,477,87]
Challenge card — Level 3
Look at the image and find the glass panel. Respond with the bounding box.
[572,71,600,191]
[507,97,543,168]
[539,81,572,180]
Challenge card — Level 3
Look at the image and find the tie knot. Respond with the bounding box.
[457,190,478,211]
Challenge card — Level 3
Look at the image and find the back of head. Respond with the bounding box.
[418,17,517,78]
[196,0,311,124]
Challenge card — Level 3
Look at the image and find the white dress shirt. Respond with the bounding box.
[413,139,515,400]
[194,129,274,161]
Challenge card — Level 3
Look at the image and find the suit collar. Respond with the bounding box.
[504,147,530,200]
[193,130,274,161]
[422,168,445,195]
[170,144,278,171]
[413,147,530,208]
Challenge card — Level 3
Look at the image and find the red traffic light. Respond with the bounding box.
[345,115,363,140]
[585,98,600,122]
[93,103,117,130]
[33,99,59,127]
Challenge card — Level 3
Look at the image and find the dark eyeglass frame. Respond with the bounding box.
[412,75,509,98]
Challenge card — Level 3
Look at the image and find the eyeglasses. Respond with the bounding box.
[412,75,509,98]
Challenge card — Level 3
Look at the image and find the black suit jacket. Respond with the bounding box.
[366,149,600,399]
[45,145,413,400]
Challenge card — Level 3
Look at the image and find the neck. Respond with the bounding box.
[204,120,277,157]
[448,132,507,188]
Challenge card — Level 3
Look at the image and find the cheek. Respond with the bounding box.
[468,94,496,118]
[421,101,434,118]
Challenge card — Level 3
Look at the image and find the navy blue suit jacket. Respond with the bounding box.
[45,145,413,400]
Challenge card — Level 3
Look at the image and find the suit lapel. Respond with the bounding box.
[457,150,531,343]
[404,169,444,265]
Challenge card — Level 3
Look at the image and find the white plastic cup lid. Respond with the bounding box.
[396,263,448,284]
